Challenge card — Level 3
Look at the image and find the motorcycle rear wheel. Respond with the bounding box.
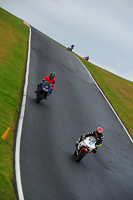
[76,150,87,162]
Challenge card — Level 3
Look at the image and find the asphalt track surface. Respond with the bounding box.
[19,27,133,200]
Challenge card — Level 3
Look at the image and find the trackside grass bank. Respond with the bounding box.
[0,8,29,200]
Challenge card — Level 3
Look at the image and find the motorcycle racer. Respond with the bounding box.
[83,56,89,61]
[42,72,55,92]
[35,72,56,95]
[71,44,74,50]
[76,127,104,153]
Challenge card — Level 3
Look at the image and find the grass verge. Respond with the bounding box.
[0,8,29,200]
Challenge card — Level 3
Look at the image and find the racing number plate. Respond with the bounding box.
[89,141,93,145]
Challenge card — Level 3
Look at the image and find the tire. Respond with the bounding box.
[75,150,87,162]
[74,150,77,157]
[36,93,43,103]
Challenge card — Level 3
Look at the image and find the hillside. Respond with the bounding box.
[0,7,132,200]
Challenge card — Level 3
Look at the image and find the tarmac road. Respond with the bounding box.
[19,27,133,200]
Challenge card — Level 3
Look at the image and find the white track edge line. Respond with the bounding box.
[15,26,31,200]
[76,56,133,144]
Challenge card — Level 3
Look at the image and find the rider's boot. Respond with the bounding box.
[92,146,98,153]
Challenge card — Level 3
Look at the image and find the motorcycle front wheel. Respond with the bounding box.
[36,93,44,103]
[75,150,87,162]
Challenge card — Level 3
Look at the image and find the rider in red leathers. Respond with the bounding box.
[42,73,55,91]
[35,72,55,95]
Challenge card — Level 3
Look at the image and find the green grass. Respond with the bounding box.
[0,7,133,200]
[0,8,29,200]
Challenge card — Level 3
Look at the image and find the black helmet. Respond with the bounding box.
[96,127,103,137]
[50,72,56,80]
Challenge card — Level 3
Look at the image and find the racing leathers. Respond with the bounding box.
[35,76,55,95]
[42,76,55,91]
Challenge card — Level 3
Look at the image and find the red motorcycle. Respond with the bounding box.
[83,56,89,61]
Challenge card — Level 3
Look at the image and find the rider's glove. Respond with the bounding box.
[41,79,46,84]
[81,134,86,140]
[81,136,85,140]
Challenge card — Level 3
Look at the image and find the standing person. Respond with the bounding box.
[71,44,74,50]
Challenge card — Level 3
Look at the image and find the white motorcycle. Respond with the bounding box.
[67,45,73,51]
[74,136,97,162]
